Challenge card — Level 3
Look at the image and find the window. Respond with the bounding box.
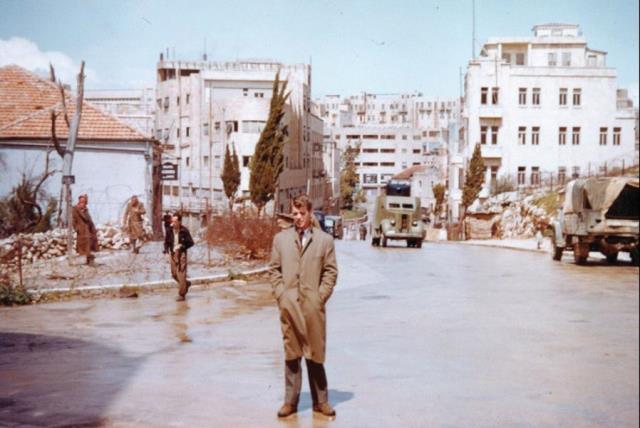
[587,54,597,66]
[242,156,251,167]
[242,120,266,134]
[531,166,540,186]
[613,127,621,145]
[517,167,526,185]
[599,127,607,145]
[490,166,498,191]
[243,88,248,97]
[186,127,190,137]
[518,88,527,105]
[362,148,378,153]
[548,52,557,66]
[572,89,581,106]
[491,87,499,105]
[380,148,395,153]
[572,127,580,145]
[413,149,421,154]
[532,88,540,105]
[558,167,566,185]
[203,156,209,167]
[380,162,395,167]
[502,53,511,63]
[254,92,264,98]
[363,174,378,184]
[518,126,527,145]
[562,52,571,66]
[481,87,488,105]
[531,127,540,145]
[491,126,499,145]
[186,94,190,104]
[515,53,525,65]
[558,127,567,145]
[186,157,190,167]
[480,126,488,144]
[163,96,169,112]
[176,128,180,138]
[203,123,209,136]
[559,88,568,106]
[176,96,180,106]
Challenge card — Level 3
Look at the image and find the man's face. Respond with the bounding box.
[131,196,138,206]
[78,196,87,208]
[171,215,181,229]
[292,204,311,231]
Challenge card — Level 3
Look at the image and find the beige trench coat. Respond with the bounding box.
[123,201,146,240]
[269,226,338,363]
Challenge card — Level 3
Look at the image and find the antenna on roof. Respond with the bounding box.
[203,37,207,61]
[472,0,476,58]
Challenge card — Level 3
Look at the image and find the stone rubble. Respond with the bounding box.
[466,189,555,239]
[0,224,152,274]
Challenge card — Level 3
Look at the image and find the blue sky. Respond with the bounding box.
[1,0,638,102]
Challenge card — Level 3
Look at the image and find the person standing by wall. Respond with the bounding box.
[72,194,98,265]
[123,195,146,254]
[165,213,194,301]
[269,194,339,419]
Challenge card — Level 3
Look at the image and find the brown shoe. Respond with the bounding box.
[175,295,186,302]
[313,402,336,417]
[277,403,297,418]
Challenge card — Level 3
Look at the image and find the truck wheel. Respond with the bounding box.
[406,240,412,248]
[416,240,423,249]
[630,248,639,266]
[573,242,588,265]
[382,237,387,247]
[371,237,379,246]
[606,253,618,264]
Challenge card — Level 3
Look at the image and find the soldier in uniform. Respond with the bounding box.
[72,194,98,265]
[123,195,146,254]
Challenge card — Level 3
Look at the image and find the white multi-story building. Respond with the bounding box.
[85,88,155,137]
[316,92,459,200]
[454,23,636,220]
[154,56,327,221]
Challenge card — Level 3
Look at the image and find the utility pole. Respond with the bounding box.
[64,62,85,260]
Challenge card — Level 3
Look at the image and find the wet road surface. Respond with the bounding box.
[1,241,638,427]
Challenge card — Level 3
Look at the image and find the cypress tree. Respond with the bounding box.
[249,71,290,215]
[221,144,241,211]
[339,143,360,209]
[462,143,486,212]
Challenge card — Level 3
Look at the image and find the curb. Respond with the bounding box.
[434,240,548,254]
[27,265,271,300]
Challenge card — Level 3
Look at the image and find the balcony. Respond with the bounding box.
[478,104,502,118]
[480,144,503,158]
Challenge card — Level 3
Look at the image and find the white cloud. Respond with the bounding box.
[0,37,97,87]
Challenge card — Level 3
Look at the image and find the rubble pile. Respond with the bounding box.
[467,190,554,239]
[0,224,152,273]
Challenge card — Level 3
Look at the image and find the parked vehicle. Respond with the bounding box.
[324,215,344,239]
[371,180,426,248]
[313,210,326,233]
[550,177,639,265]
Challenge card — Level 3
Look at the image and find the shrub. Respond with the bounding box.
[0,274,31,306]
[205,209,279,260]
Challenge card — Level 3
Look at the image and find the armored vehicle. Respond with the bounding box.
[371,180,426,248]
[550,177,639,265]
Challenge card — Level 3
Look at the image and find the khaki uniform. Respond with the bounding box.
[123,201,146,251]
[72,205,97,258]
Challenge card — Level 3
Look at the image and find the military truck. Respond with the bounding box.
[371,180,426,248]
[550,177,639,265]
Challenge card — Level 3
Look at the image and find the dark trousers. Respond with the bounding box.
[284,358,328,406]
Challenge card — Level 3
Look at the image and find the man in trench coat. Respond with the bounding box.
[123,195,146,254]
[165,212,194,301]
[269,194,338,418]
[71,194,98,265]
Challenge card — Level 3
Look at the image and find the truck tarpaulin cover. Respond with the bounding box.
[563,177,639,214]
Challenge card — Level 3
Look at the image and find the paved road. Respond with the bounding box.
[1,241,638,427]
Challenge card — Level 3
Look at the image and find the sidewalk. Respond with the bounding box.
[13,240,268,298]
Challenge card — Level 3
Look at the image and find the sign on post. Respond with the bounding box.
[161,162,178,181]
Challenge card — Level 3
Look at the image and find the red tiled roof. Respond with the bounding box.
[0,65,148,141]
[393,164,427,180]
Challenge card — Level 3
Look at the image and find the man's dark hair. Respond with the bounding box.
[173,212,182,222]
